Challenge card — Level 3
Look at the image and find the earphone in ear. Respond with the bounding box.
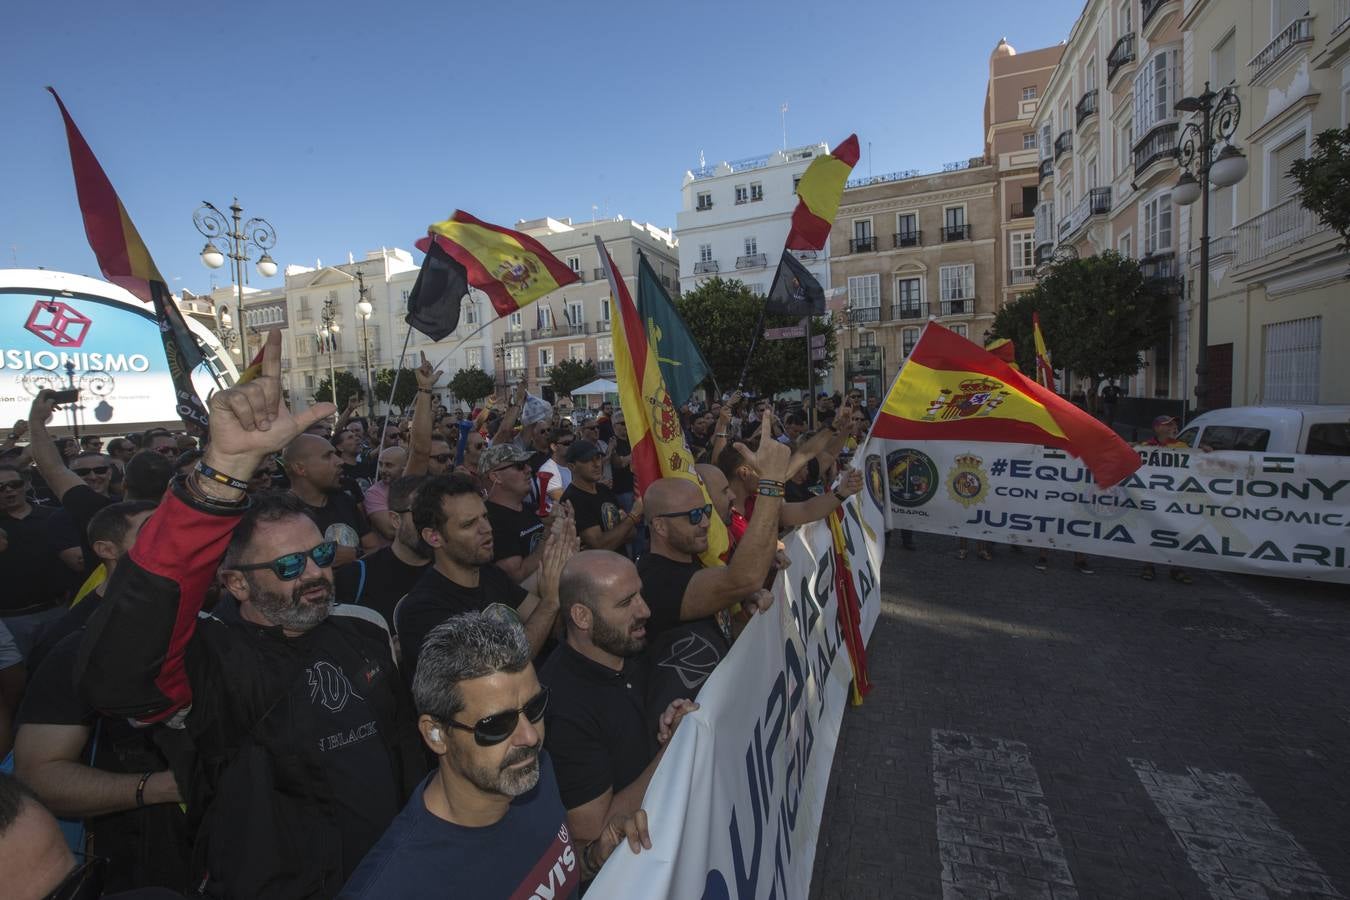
[430,728,442,742]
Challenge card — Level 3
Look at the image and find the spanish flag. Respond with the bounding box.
[236,346,265,385]
[414,211,579,318]
[984,337,1019,371]
[871,323,1139,487]
[785,134,861,251]
[596,236,729,567]
[1032,311,1056,391]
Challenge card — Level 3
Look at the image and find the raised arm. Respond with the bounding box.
[25,393,84,501]
[779,467,864,527]
[492,387,522,445]
[403,352,441,477]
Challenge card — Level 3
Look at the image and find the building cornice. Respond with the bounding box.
[841,185,994,215]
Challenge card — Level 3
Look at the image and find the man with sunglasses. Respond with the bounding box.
[562,440,642,554]
[425,435,454,477]
[482,444,549,583]
[77,330,426,898]
[141,431,178,459]
[334,474,432,633]
[342,613,652,898]
[537,427,574,513]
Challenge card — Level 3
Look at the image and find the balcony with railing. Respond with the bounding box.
[1139,252,1182,294]
[1058,187,1112,241]
[693,260,720,274]
[1141,0,1179,36]
[593,267,605,281]
[504,367,527,382]
[1107,32,1136,83]
[893,230,922,248]
[1007,268,1036,286]
[1234,197,1335,270]
[940,298,973,316]
[1054,130,1073,160]
[503,328,526,344]
[596,319,612,333]
[1010,203,1032,220]
[1250,15,1314,83]
[942,224,973,242]
[848,305,882,324]
[848,236,878,253]
[735,253,768,269]
[892,302,928,320]
[595,360,616,377]
[1075,90,1098,129]
[1132,122,1178,176]
[566,323,589,335]
[530,327,556,340]
[1039,157,1054,182]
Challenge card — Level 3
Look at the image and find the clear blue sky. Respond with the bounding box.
[2,0,1084,297]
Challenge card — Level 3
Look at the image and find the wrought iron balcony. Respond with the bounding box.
[848,306,882,324]
[566,323,589,335]
[735,253,768,269]
[1034,242,1054,266]
[1250,15,1314,82]
[1132,122,1178,176]
[1039,157,1054,182]
[1075,89,1098,129]
[693,260,719,274]
[940,298,973,316]
[596,319,612,333]
[1010,203,1032,219]
[1107,32,1136,82]
[503,329,526,344]
[892,303,928,320]
[848,236,878,253]
[1058,187,1113,241]
[530,327,556,340]
[893,231,922,248]
[941,224,972,242]
[1054,131,1073,160]
[1141,0,1174,30]
[1007,268,1036,286]
[596,360,616,377]
[1139,252,1182,294]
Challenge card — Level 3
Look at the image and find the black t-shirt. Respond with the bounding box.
[486,501,545,563]
[334,546,428,633]
[562,483,624,541]
[0,503,65,614]
[610,438,634,495]
[395,565,528,680]
[296,490,371,548]
[637,553,731,731]
[538,643,656,811]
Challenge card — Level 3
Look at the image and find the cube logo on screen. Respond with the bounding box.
[24,300,92,348]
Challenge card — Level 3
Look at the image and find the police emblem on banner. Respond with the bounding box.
[887,448,938,508]
[946,454,990,508]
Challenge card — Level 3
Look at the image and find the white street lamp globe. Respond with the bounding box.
[358,300,373,318]
[1210,146,1249,189]
[256,253,278,278]
[219,307,232,327]
[330,322,340,333]
[1172,172,1202,206]
[200,243,225,269]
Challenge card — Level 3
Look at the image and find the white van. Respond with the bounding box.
[1177,405,1350,456]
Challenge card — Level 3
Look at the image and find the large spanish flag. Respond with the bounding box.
[785,133,861,251]
[872,323,1139,487]
[596,236,729,567]
[414,211,579,318]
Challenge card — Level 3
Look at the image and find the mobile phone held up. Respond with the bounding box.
[49,388,80,407]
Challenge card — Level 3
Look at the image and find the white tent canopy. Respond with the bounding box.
[571,378,619,396]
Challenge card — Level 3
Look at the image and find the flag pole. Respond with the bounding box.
[806,314,815,428]
[375,323,417,459]
[736,262,782,390]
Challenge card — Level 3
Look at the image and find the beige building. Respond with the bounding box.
[1180,0,1350,407]
[830,161,998,398]
[488,217,679,399]
[984,38,1066,309]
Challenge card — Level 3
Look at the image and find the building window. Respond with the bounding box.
[1118,0,1131,36]
[1263,317,1321,403]
[596,336,613,361]
[509,311,523,328]
[853,219,873,240]
[902,327,920,357]
[539,347,554,368]
[466,347,482,369]
[950,323,969,339]
[1143,193,1172,255]
[298,295,311,317]
[566,301,584,327]
[734,184,749,204]
[847,274,880,309]
[505,347,524,369]
[792,175,802,192]
[1133,49,1178,137]
[750,182,763,201]
[1010,231,1034,271]
[1040,122,1054,160]
[858,332,876,347]
[1118,231,1132,258]
[601,297,610,322]
[305,373,314,389]
[940,264,975,300]
[1271,132,1307,203]
[1023,132,1037,150]
[566,256,581,273]
[744,236,758,257]
[698,244,713,263]
[696,191,712,210]
[894,276,922,313]
[1212,30,1236,88]
[1022,86,1038,100]
[897,212,917,238]
[568,343,586,360]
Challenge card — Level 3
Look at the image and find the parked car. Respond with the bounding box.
[1177,405,1350,456]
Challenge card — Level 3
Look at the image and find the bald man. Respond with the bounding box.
[363,445,409,541]
[283,433,377,566]
[539,551,697,849]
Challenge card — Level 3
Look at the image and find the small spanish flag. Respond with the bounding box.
[785,134,861,251]
[236,346,265,385]
[1032,312,1056,391]
[414,211,579,318]
[984,337,1019,371]
[871,323,1139,487]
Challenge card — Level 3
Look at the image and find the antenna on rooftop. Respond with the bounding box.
[780,103,788,150]
[698,149,706,170]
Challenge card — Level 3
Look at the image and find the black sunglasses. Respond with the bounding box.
[446,686,550,746]
[233,541,338,580]
[73,465,110,476]
[429,453,453,463]
[655,503,713,526]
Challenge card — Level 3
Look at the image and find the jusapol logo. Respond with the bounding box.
[24,300,92,348]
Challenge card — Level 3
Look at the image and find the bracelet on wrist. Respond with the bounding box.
[832,488,847,503]
[180,472,249,510]
[135,771,153,808]
[197,461,251,492]
[757,484,785,499]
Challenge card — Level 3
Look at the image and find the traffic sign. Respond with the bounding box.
[764,325,806,340]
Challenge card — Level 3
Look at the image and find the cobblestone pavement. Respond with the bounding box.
[808,535,1350,900]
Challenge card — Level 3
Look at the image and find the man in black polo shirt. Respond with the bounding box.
[283,433,377,566]
[562,440,642,554]
[396,474,571,680]
[0,464,65,656]
[335,474,431,633]
[482,443,549,583]
[540,550,696,848]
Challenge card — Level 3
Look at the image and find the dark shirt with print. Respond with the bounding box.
[394,565,527,682]
[486,501,545,564]
[295,490,371,549]
[562,483,624,539]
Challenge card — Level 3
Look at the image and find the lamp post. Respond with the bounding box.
[195,198,278,367]
[1172,83,1246,416]
[321,293,341,407]
[215,305,242,358]
[356,270,375,413]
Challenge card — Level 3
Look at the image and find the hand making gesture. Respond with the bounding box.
[414,351,442,391]
[733,407,791,484]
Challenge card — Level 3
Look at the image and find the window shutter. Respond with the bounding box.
[1273,136,1305,201]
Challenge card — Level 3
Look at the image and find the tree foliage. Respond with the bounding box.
[1291,127,1350,250]
[990,252,1171,403]
[448,366,496,405]
[372,367,420,411]
[675,277,836,397]
[548,358,599,399]
[313,370,363,409]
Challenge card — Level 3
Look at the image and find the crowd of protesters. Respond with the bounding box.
[0,331,872,900]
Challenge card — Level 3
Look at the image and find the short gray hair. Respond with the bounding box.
[412,612,532,721]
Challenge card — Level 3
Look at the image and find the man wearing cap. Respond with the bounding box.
[483,444,550,583]
[562,440,642,554]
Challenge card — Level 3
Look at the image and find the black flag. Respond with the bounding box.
[764,249,825,316]
[406,239,469,341]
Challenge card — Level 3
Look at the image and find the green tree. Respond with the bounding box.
[675,277,835,397]
[373,367,420,411]
[990,252,1170,407]
[548,358,598,400]
[314,370,363,409]
[448,366,496,406]
[1291,127,1350,250]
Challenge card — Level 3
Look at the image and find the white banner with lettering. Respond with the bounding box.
[878,440,1350,584]
[589,467,888,899]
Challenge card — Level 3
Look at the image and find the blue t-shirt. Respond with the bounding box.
[340,751,579,900]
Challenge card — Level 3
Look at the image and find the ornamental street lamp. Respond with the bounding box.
[1172,83,1247,415]
[356,270,375,412]
[321,292,341,407]
[216,305,242,357]
[195,198,278,366]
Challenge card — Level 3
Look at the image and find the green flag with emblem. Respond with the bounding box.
[634,250,714,405]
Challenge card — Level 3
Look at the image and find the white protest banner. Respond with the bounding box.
[589,461,888,899]
[880,439,1350,584]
